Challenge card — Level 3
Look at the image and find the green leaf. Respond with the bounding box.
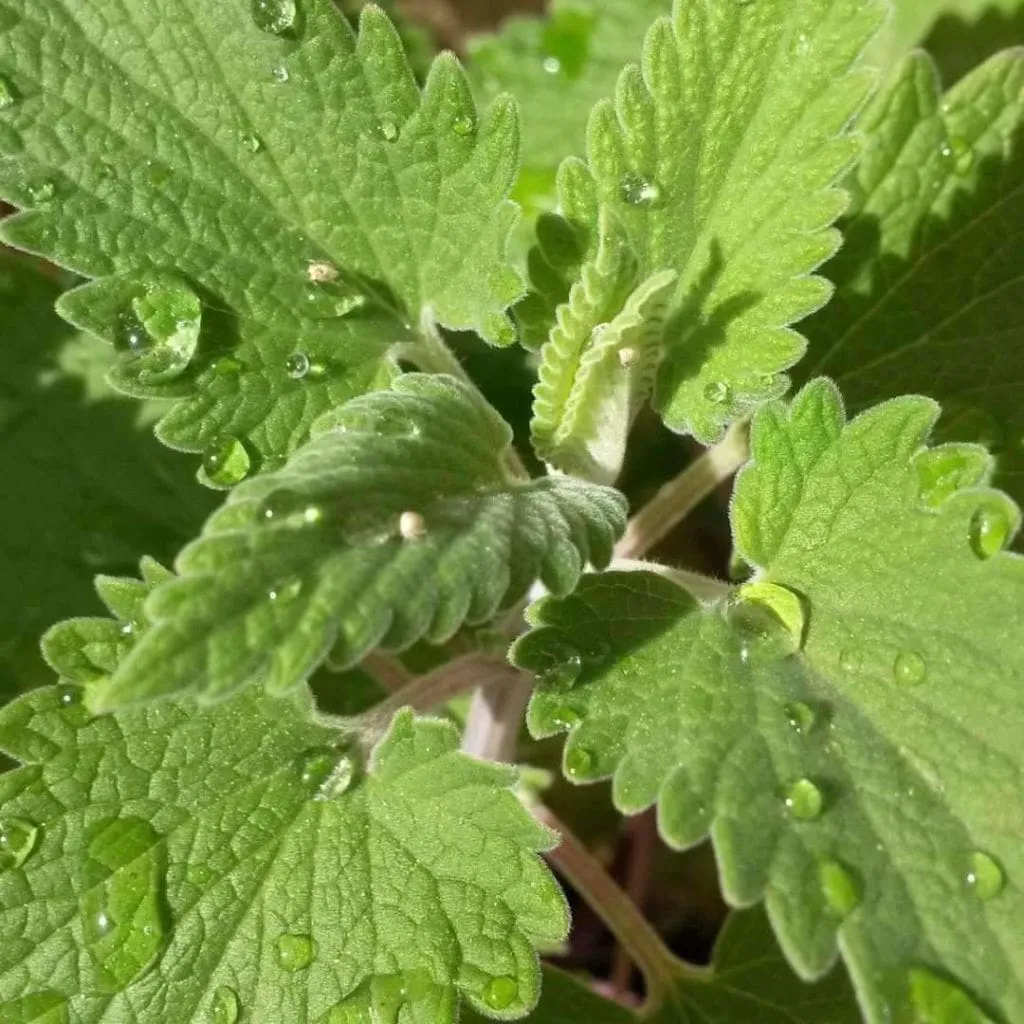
[549,0,883,443]
[0,2,524,473]
[801,50,1024,505]
[531,208,676,483]
[94,374,626,710]
[470,0,670,190]
[0,253,213,700]
[0,684,566,1023]
[512,380,1024,1022]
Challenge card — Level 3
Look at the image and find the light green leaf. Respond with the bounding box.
[470,0,670,192]
[0,253,213,699]
[549,0,883,443]
[0,645,566,1022]
[512,380,1024,1022]
[531,208,676,483]
[801,50,1024,505]
[0,1,524,473]
[94,373,626,710]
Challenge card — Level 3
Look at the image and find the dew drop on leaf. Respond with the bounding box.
[965,850,1005,900]
[399,510,427,541]
[537,638,583,689]
[893,650,926,686]
[276,932,317,972]
[260,489,323,527]
[115,276,204,384]
[969,503,1012,560]
[542,56,561,74]
[285,351,311,380]
[239,131,263,153]
[27,179,55,204]
[302,281,367,320]
[81,817,168,994]
[299,747,336,789]
[211,985,240,1024]
[619,172,660,206]
[703,381,731,404]
[785,701,816,735]
[251,0,297,36]
[57,684,80,707]
[483,976,518,1010]
[213,356,243,376]
[819,858,861,919]
[0,816,39,871]
[549,705,581,730]
[564,743,594,780]
[379,117,399,142]
[271,64,290,83]
[914,447,980,509]
[949,135,975,175]
[268,575,303,603]
[0,74,17,110]
[452,114,476,137]
[785,778,823,820]
[727,581,806,657]
[202,435,251,487]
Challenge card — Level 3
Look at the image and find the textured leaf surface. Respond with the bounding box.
[0,0,524,471]
[801,50,1024,505]
[513,381,1024,1022]
[95,374,626,709]
[550,0,883,442]
[0,253,212,699]
[1,565,567,1023]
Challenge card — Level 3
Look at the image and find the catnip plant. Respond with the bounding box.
[0,0,1021,1022]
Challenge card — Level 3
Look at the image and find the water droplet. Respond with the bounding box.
[703,381,731,404]
[202,435,250,487]
[452,114,475,137]
[727,581,806,658]
[949,135,974,175]
[542,56,561,74]
[299,747,336,789]
[57,684,79,706]
[483,976,518,1011]
[302,281,366,320]
[272,64,290,83]
[618,346,638,368]
[0,74,17,110]
[81,817,167,994]
[564,743,594,780]
[268,576,302,603]
[965,850,1005,900]
[893,650,926,686]
[239,131,263,153]
[620,172,660,206]
[28,179,55,204]
[260,489,323,527]
[399,510,427,541]
[536,638,583,689]
[379,117,399,142]
[251,0,297,35]
[115,276,204,384]
[819,858,861,919]
[276,932,317,972]
[549,705,581,730]
[785,701,817,735]
[914,447,985,509]
[785,778,823,820]
[211,985,240,1024]
[0,816,39,871]
[285,351,310,380]
[939,142,953,160]
[969,503,1012,559]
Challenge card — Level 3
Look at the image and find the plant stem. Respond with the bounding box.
[611,559,731,602]
[533,804,698,1011]
[360,651,414,694]
[462,672,534,761]
[615,420,750,560]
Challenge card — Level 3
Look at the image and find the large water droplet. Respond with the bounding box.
[703,381,731,405]
[914,447,985,509]
[483,976,518,1011]
[81,817,167,994]
[969,503,1013,560]
[0,74,17,110]
[819,858,861,919]
[285,351,311,380]
[549,705,581,730]
[542,56,561,75]
[251,0,297,35]
[620,172,660,206]
[299,747,336,789]
[965,850,1005,901]
[211,985,240,1024]
[276,932,317,972]
[536,638,583,689]
[0,816,39,871]
[564,743,594,780]
[202,435,250,488]
[452,114,476,137]
[727,581,806,658]
[785,778,823,820]
[785,701,817,735]
[893,650,926,687]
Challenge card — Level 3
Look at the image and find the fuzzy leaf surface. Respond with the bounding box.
[0,1,524,470]
[551,0,883,442]
[802,50,1024,504]
[95,374,626,709]
[513,381,1024,1022]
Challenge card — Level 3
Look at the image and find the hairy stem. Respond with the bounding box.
[360,651,414,694]
[611,559,731,602]
[462,672,534,761]
[533,804,699,1010]
[615,420,750,560]
[610,809,659,993]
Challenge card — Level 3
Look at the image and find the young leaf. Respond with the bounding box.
[94,374,626,710]
[801,50,1024,503]
[512,381,1024,1023]
[553,0,884,443]
[0,1,524,472]
[0,685,566,1023]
